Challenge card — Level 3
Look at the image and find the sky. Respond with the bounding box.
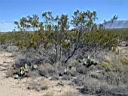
[0,0,128,32]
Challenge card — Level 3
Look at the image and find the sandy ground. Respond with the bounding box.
[0,52,42,96]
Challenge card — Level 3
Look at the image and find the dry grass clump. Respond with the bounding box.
[80,77,111,94]
[120,57,128,65]
[96,51,128,86]
[98,63,112,70]
[44,88,78,96]
[61,90,79,96]
[43,92,54,96]
[27,79,48,91]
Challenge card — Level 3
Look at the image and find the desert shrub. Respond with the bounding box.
[98,63,113,70]
[79,77,111,95]
[83,31,119,49]
[120,57,128,65]
[28,81,48,91]
[98,62,128,85]
[0,29,127,52]
[6,45,19,52]
[38,63,55,77]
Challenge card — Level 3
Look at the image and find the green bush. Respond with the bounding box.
[0,29,128,50]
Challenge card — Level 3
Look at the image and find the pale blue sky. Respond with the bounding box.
[0,0,128,31]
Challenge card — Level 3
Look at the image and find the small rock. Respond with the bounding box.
[14,74,19,79]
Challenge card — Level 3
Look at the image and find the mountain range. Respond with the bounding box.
[103,20,128,29]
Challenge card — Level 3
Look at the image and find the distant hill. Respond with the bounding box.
[103,20,128,29]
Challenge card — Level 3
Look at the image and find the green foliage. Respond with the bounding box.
[0,29,128,50]
[83,31,119,48]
